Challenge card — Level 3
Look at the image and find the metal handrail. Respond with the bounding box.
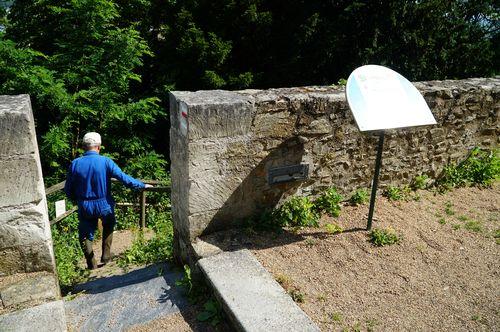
[45,179,170,228]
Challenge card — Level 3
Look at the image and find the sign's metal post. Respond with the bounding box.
[140,190,146,229]
[367,131,385,230]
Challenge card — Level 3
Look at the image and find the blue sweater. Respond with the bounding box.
[64,151,145,217]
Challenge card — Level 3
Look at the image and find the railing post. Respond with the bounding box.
[140,190,146,229]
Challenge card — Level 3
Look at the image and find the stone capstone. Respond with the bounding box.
[0,273,58,309]
[198,249,320,332]
[0,300,66,332]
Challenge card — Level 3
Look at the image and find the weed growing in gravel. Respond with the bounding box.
[275,196,320,228]
[444,201,455,216]
[494,229,500,244]
[438,218,447,225]
[464,220,482,232]
[305,238,317,247]
[314,187,343,217]
[317,294,327,302]
[288,289,305,303]
[369,227,401,246]
[436,147,499,191]
[471,314,488,324]
[275,274,291,288]
[325,223,343,235]
[452,224,461,230]
[330,312,342,323]
[351,322,362,332]
[457,215,469,222]
[349,188,369,205]
[366,319,379,332]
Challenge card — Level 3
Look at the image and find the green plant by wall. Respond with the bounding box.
[51,214,88,292]
[197,298,223,326]
[437,148,499,191]
[369,227,401,246]
[384,185,412,201]
[411,174,430,190]
[275,196,320,228]
[349,188,369,206]
[314,187,343,217]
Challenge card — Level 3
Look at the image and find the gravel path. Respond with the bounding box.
[203,185,499,331]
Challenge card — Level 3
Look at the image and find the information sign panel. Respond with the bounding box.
[346,65,436,131]
[55,200,66,218]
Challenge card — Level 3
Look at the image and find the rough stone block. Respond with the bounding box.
[171,90,254,140]
[198,250,320,332]
[0,300,66,332]
[0,274,58,308]
[0,248,23,276]
[0,156,42,208]
[21,242,56,273]
[0,95,36,157]
[253,111,295,138]
[0,205,50,249]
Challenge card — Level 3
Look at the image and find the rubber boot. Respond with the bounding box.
[81,239,97,270]
[101,224,113,264]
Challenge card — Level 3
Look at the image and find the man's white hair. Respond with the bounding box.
[82,132,102,147]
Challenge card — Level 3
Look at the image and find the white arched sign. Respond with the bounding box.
[346,65,436,131]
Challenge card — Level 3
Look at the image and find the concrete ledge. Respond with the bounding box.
[0,300,66,332]
[198,249,320,332]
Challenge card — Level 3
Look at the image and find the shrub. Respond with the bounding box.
[325,223,343,235]
[349,188,369,205]
[117,211,173,267]
[275,196,320,228]
[384,185,411,201]
[411,174,430,190]
[314,187,343,217]
[437,148,499,191]
[369,227,401,246]
[51,214,87,291]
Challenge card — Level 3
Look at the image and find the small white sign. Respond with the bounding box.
[179,101,188,136]
[346,65,436,132]
[55,200,66,217]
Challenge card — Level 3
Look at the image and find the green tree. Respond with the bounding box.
[2,0,165,183]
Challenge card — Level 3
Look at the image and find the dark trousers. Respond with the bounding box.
[78,209,116,269]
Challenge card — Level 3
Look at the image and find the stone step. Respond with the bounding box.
[64,263,187,332]
[198,249,320,332]
[0,300,66,332]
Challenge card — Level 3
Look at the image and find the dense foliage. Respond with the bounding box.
[1,0,498,184]
[437,147,500,191]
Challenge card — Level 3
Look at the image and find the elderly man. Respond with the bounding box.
[64,132,150,269]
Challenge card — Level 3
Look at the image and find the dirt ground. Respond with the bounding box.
[202,185,499,331]
[78,228,154,279]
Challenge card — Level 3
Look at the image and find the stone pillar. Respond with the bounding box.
[169,90,256,264]
[0,95,66,331]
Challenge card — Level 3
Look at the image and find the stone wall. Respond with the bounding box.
[170,78,499,262]
[0,95,65,330]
